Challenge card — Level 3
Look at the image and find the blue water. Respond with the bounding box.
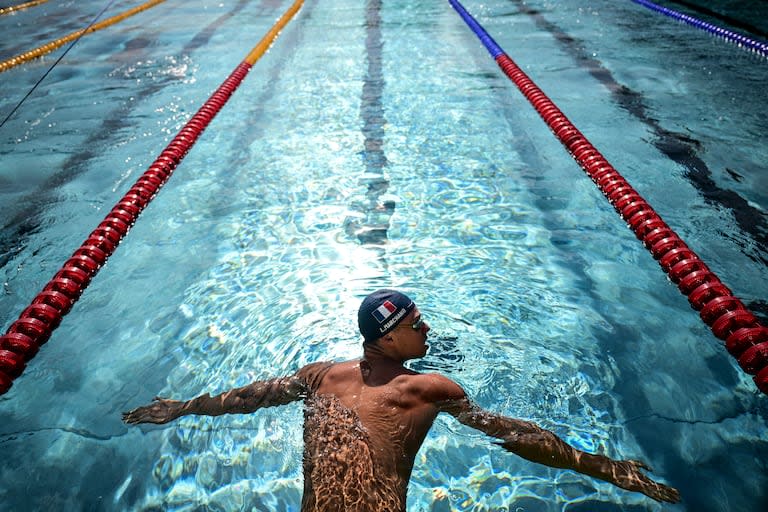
[1,0,767,510]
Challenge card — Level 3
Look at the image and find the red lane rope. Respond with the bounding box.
[449,0,768,395]
[0,0,306,395]
[0,61,251,395]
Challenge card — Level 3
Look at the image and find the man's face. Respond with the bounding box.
[389,307,430,360]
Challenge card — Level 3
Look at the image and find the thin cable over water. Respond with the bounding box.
[0,0,119,131]
[0,0,169,74]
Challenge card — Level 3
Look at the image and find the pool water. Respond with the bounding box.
[1,0,767,510]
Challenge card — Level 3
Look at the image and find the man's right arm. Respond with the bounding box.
[122,361,333,425]
[438,398,680,504]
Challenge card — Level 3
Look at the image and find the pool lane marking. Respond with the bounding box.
[0,0,305,395]
[0,0,168,74]
[0,0,50,16]
[448,0,768,395]
[348,0,394,245]
[510,0,768,263]
[631,0,768,58]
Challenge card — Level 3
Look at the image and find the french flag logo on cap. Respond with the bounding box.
[372,300,397,323]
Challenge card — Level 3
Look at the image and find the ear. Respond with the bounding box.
[381,332,396,343]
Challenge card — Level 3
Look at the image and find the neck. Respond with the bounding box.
[363,342,401,363]
[360,345,411,385]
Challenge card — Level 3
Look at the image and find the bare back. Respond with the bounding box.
[297,359,464,512]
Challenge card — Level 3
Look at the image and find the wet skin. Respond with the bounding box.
[123,308,680,509]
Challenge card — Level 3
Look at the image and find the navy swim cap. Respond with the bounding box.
[358,289,415,343]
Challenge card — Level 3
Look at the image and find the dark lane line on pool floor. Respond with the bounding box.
[215,0,319,196]
[343,0,395,246]
[0,0,262,274]
[511,0,768,271]
[472,5,768,507]
[454,24,768,512]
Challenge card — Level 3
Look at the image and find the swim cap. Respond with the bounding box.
[358,289,415,343]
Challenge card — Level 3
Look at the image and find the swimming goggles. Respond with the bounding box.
[396,317,425,330]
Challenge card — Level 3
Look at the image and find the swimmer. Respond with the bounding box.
[123,289,680,510]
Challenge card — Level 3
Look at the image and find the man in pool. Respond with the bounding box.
[123,289,680,510]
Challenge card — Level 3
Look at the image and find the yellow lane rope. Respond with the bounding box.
[0,0,50,16]
[0,0,167,74]
[245,0,304,65]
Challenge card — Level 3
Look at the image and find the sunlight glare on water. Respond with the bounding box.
[0,0,766,510]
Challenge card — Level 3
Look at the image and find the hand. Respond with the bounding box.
[122,396,185,425]
[612,459,680,504]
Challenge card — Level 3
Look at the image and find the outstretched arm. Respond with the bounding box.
[438,398,680,504]
[122,362,333,425]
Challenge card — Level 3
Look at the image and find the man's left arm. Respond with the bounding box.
[437,395,680,504]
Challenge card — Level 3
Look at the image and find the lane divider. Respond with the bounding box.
[448,0,768,395]
[631,0,768,58]
[0,0,120,130]
[0,0,168,74]
[0,0,50,16]
[0,0,305,395]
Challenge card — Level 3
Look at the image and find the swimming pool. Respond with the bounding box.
[1,0,767,509]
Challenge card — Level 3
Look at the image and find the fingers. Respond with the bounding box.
[653,483,681,503]
[631,460,681,503]
[640,476,680,503]
[121,404,167,425]
[122,411,142,425]
[122,397,183,425]
[121,407,152,424]
[628,459,652,472]
[660,483,681,503]
[618,459,680,504]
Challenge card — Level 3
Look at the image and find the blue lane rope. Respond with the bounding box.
[448,0,503,58]
[631,0,768,58]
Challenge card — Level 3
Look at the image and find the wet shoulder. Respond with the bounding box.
[395,372,466,404]
[323,360,363,385]
[296,360,360,392]
[295,361,336,391]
